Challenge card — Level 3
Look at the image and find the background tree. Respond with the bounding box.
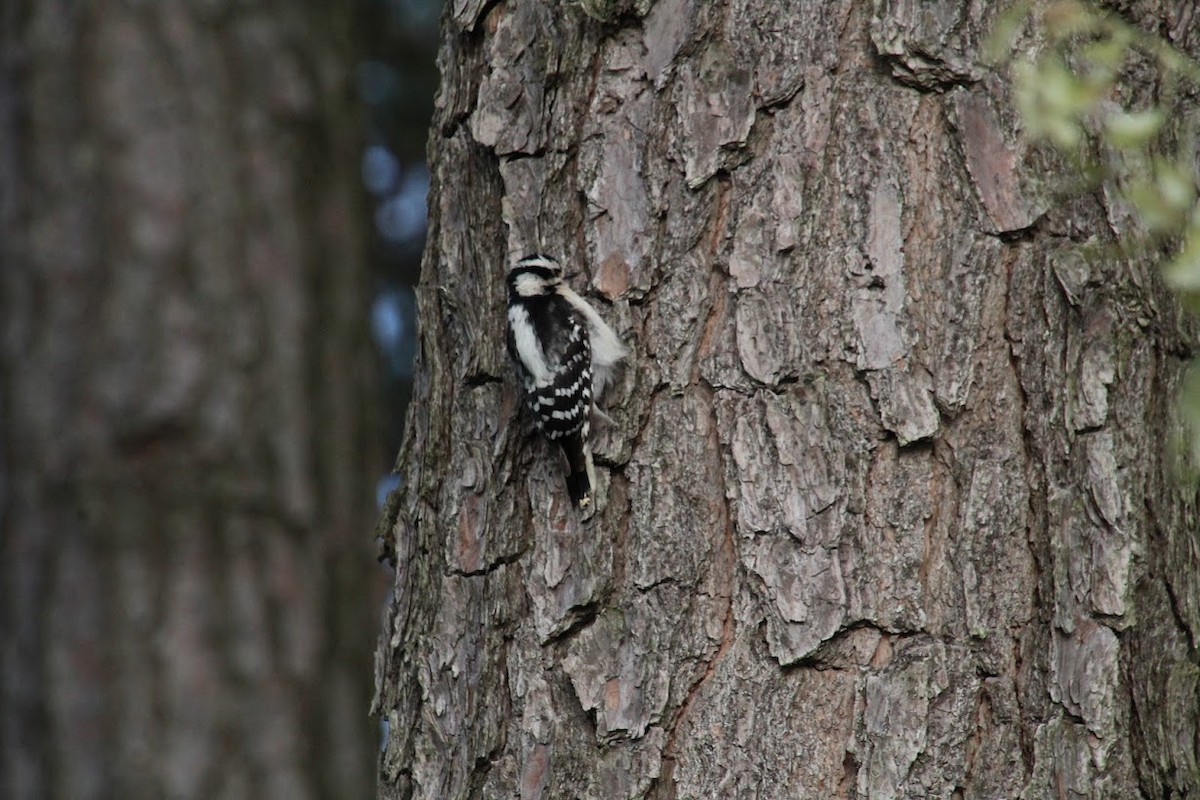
[374,1,1200,798]
[0,3,378,798]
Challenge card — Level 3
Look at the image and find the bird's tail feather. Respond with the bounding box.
[561,432,595,509]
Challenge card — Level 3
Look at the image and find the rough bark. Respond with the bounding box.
[375,1,1200,798]
[0,3,377,798]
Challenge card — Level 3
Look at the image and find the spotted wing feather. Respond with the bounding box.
[507,295,592,439]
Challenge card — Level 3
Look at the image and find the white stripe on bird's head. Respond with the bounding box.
[509,254,564,296]
[514,254,562,273]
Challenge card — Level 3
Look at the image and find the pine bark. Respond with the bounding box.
[376,1,1200,798]
[0,3,377,798]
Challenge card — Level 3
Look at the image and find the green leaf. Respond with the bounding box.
[1104,109,1165,148]
[984,1,1032,65]
[1015,55,1098,148]
[1163,225,1200,290]
[1043,0,1098,40]
[1177,364,1200,465]
[1080,36,1128,83]
[1013,59,1045,136]
[1039,58,1090,112]
[1126,177,1184,232]
[1155,160,1195,212]
[1158,47,1191,78]
[1045,116,1082,149]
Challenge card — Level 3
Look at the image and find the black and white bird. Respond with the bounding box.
[506,254,627,509]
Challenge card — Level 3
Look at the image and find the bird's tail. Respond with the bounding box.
[560,430,596,509]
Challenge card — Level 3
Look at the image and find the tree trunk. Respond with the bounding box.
[375,2,1200,798]
[0,3,377,798]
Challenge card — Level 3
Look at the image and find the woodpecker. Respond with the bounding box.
[506,254,626,508]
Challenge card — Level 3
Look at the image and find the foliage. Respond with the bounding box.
[990,0,1200,462]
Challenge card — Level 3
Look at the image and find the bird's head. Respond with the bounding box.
[508,254,565,297]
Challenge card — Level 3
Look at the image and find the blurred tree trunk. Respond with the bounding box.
[375,1,1200,799]
[0,3,377,799]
